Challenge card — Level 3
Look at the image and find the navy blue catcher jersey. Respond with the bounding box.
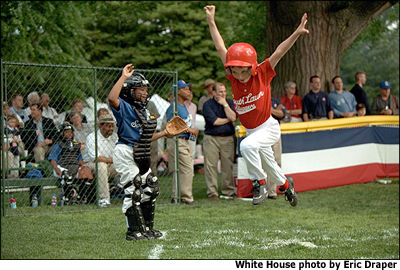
[111,98,143,146]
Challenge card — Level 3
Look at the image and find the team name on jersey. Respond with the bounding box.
[131,120,143,134]
[233,90,264,115]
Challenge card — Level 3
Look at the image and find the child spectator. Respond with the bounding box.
[4,115,21,177]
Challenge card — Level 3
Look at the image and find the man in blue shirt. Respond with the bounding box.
[328,76,357,118]
[202,82,236,200]
[302,75,334,121]
[166,80,199,205]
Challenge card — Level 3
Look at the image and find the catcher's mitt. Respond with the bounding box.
[166,116,189,137]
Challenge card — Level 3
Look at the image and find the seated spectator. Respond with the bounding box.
[302,75,334,121]
[68,110,93,151]
[20,103,58,163]
[202,82,236,201]
[328,76,357,118]
[267,98,286,199]
[48,123,94,204]
[371,81,399,115]
[10,94,29,123]
[3,101,23,128]
[198,78,215,114]
[84,113,119,207]
[97,107,118,136]
[280,81,303,122]
[41,93,62,126]
[25,91,41,117]
[3,115,22,178]
[66,98,88,124]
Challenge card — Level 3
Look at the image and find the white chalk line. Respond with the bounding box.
[148,231,167,259]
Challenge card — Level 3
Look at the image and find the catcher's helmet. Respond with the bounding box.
[59,123,73,133]
[120,72,151,107]
[58,123,74,141]
[225,43,258,76]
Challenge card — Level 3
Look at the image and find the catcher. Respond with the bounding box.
[108,64,188,241]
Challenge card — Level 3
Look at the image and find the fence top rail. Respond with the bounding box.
[1,60,177,74]
[280,115,399,134]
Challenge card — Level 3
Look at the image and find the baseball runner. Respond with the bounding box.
[108,64,180,240]
[205,5,309,206]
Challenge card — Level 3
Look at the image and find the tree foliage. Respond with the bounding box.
[1,1,398,104]
[340,3,399,100]
[1,1,91,65]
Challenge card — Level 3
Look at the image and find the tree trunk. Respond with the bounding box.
[265,1,393,98]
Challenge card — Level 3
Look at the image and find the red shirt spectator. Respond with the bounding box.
[280,81,303,122]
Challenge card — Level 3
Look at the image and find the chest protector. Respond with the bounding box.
[58,140,81,176]
[132,107,157,175]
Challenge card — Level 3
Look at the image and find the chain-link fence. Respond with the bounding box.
[1,60,178,216]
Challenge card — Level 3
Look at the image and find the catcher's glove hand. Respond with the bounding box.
[165,116,189,137]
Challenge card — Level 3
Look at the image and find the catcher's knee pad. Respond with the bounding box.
[141,173,159,202]
[146,173,159,197]
[133,173,142,188]
[123,173,144,203]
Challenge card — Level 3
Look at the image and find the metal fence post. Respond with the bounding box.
[1,58,6,216]
[172,70,180,203]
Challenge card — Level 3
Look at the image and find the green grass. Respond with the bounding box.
[1,177,399,259]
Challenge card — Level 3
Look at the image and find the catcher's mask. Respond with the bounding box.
[120,72,152,109]
[225,43,258,76]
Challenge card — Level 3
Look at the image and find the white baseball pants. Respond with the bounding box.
[113,143,151,214]
[240,116,286,186]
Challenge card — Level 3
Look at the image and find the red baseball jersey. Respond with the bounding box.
[280,95,303,118]
[227,59,276,129]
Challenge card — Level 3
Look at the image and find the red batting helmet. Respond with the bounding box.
[225,43,258,76]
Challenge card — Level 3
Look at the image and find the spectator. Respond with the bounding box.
[68,110,93,150]
[84,113,119,207]
[267,98,286,199]
[202,82,236,201]
[356,103,367,117]
[198,78,215,114]
[302,75,334,121]
[67,98,88,124]
[371,81,399,115]
[20,103,58,162]
[328,76,357,118]
[25,91,40,117]
[40,93,61,126]
[280,81,303,122]
[3,115,22,178]
[166,80,199,205]
[10,94,29,123]
[3,101,23,128]
[184,86,198,160]
[48,123,93,204]
[350,71,371,115]
[97,107,118,136]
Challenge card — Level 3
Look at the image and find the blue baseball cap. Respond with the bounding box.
[379,81,391,89]
[177,80,191,90]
